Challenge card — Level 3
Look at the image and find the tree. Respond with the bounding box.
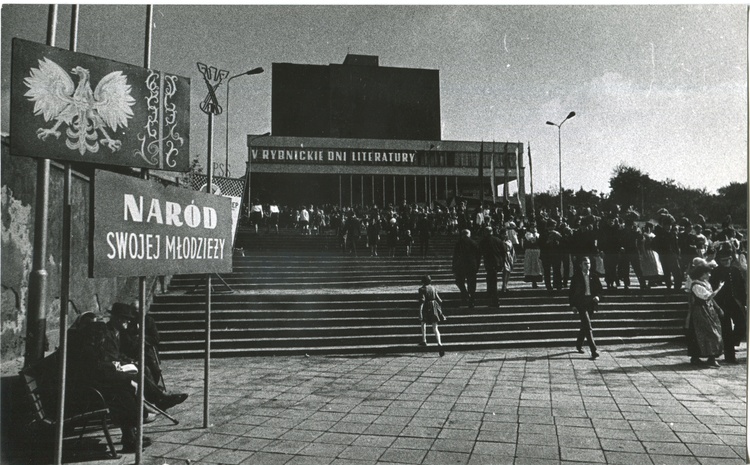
[177,156,204,189]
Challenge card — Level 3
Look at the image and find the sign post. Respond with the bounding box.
[197,61,228,428]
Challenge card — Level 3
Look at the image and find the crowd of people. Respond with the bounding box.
[518,205,747,294]
[246,198,746,366]
[244,199,525,257]
[445,202,747,365]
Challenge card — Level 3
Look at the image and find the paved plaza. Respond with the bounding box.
[59,342,748,464]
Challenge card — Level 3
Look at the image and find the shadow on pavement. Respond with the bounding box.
[465,351,574,364]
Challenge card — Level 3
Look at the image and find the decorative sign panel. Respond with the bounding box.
[10,38,190,171]
[90,170,233,278]
[190,174,246,246]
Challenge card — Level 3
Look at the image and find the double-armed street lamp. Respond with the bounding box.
[225,67,264,178]
[546,111,576,215]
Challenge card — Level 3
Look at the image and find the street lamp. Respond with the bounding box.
[225,67,264,177]
[546,111,576,215]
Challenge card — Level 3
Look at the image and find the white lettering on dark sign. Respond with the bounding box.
[92,170,233,278]
[251,148,416,165]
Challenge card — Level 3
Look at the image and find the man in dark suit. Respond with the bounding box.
[479,226,503,307]
[452,229,481,308]
[710,244,747,364]
[569,256,603,359]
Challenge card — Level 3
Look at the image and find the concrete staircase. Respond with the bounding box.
[151,228,688,359]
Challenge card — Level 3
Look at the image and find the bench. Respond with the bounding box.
[19,357,119,459]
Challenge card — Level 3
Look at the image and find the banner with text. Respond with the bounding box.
[251,147,417,166]
[90,170,233,278]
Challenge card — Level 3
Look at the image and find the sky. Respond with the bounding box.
[1,4,747,195]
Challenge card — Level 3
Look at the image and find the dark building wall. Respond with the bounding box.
[329,64,440,140]
[272,57,440,141]
[272,63,331,138]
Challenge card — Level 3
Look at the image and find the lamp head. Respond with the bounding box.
[245,67,264,76]
[566,111,576,119]
[545,121,555,126]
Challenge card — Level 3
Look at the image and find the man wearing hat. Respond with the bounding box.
[541,220,563,291]
[653,214,683,290]
[105,303,188,412]
[710,243,747,364]
[452,229,481,308]
[479,226,504,306]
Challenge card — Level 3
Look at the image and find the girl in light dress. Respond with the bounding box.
[638,222,664,288]
[418,275,446,357]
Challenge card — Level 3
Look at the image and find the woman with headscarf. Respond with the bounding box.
[638,222,664,289]
[523,223,543,289]
[685,258,724,367]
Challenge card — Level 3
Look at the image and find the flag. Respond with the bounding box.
[516,145,522,211]
[490,141,496,204]
[478,141,484,204]
[191,174,246,246]
[503,143,509,202]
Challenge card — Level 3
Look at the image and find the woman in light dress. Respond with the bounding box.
[685,259,724,367]
[638,222,664,289]
[523,223,543,288]
[418,275,446,357]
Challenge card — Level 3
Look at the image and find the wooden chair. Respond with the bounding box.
[19,368,119,459]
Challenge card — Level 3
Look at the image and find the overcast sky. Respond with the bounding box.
[2,4,747,195]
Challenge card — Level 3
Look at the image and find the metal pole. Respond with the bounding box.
[136,278,147,463]
[225,79,232,177]
[204,112,214,429]
[136,7,153,462]
[25,4,57,370]
[53,7,76,463]
[55,166,71,465]
[558,125,563,214]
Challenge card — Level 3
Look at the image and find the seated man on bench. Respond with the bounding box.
[105,303,188,412]
[67,311,148,453]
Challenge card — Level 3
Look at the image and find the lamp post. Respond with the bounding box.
[546,111,576,215]
[225,67,264,178]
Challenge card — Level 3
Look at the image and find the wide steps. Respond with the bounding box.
[152,228,689,358]
[152,289,688,358]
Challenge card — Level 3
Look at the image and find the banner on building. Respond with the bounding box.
[10,38,190,171]
[189,174,245,246]
[90,170,233,278]
[251,147,417,166]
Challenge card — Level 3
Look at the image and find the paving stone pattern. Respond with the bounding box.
[70,342,747,465]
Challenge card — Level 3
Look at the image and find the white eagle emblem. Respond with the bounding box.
[24,57,136,155]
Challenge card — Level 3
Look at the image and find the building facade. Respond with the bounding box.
[245,55,525,210]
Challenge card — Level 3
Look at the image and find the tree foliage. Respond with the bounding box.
[530,164,747,227]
